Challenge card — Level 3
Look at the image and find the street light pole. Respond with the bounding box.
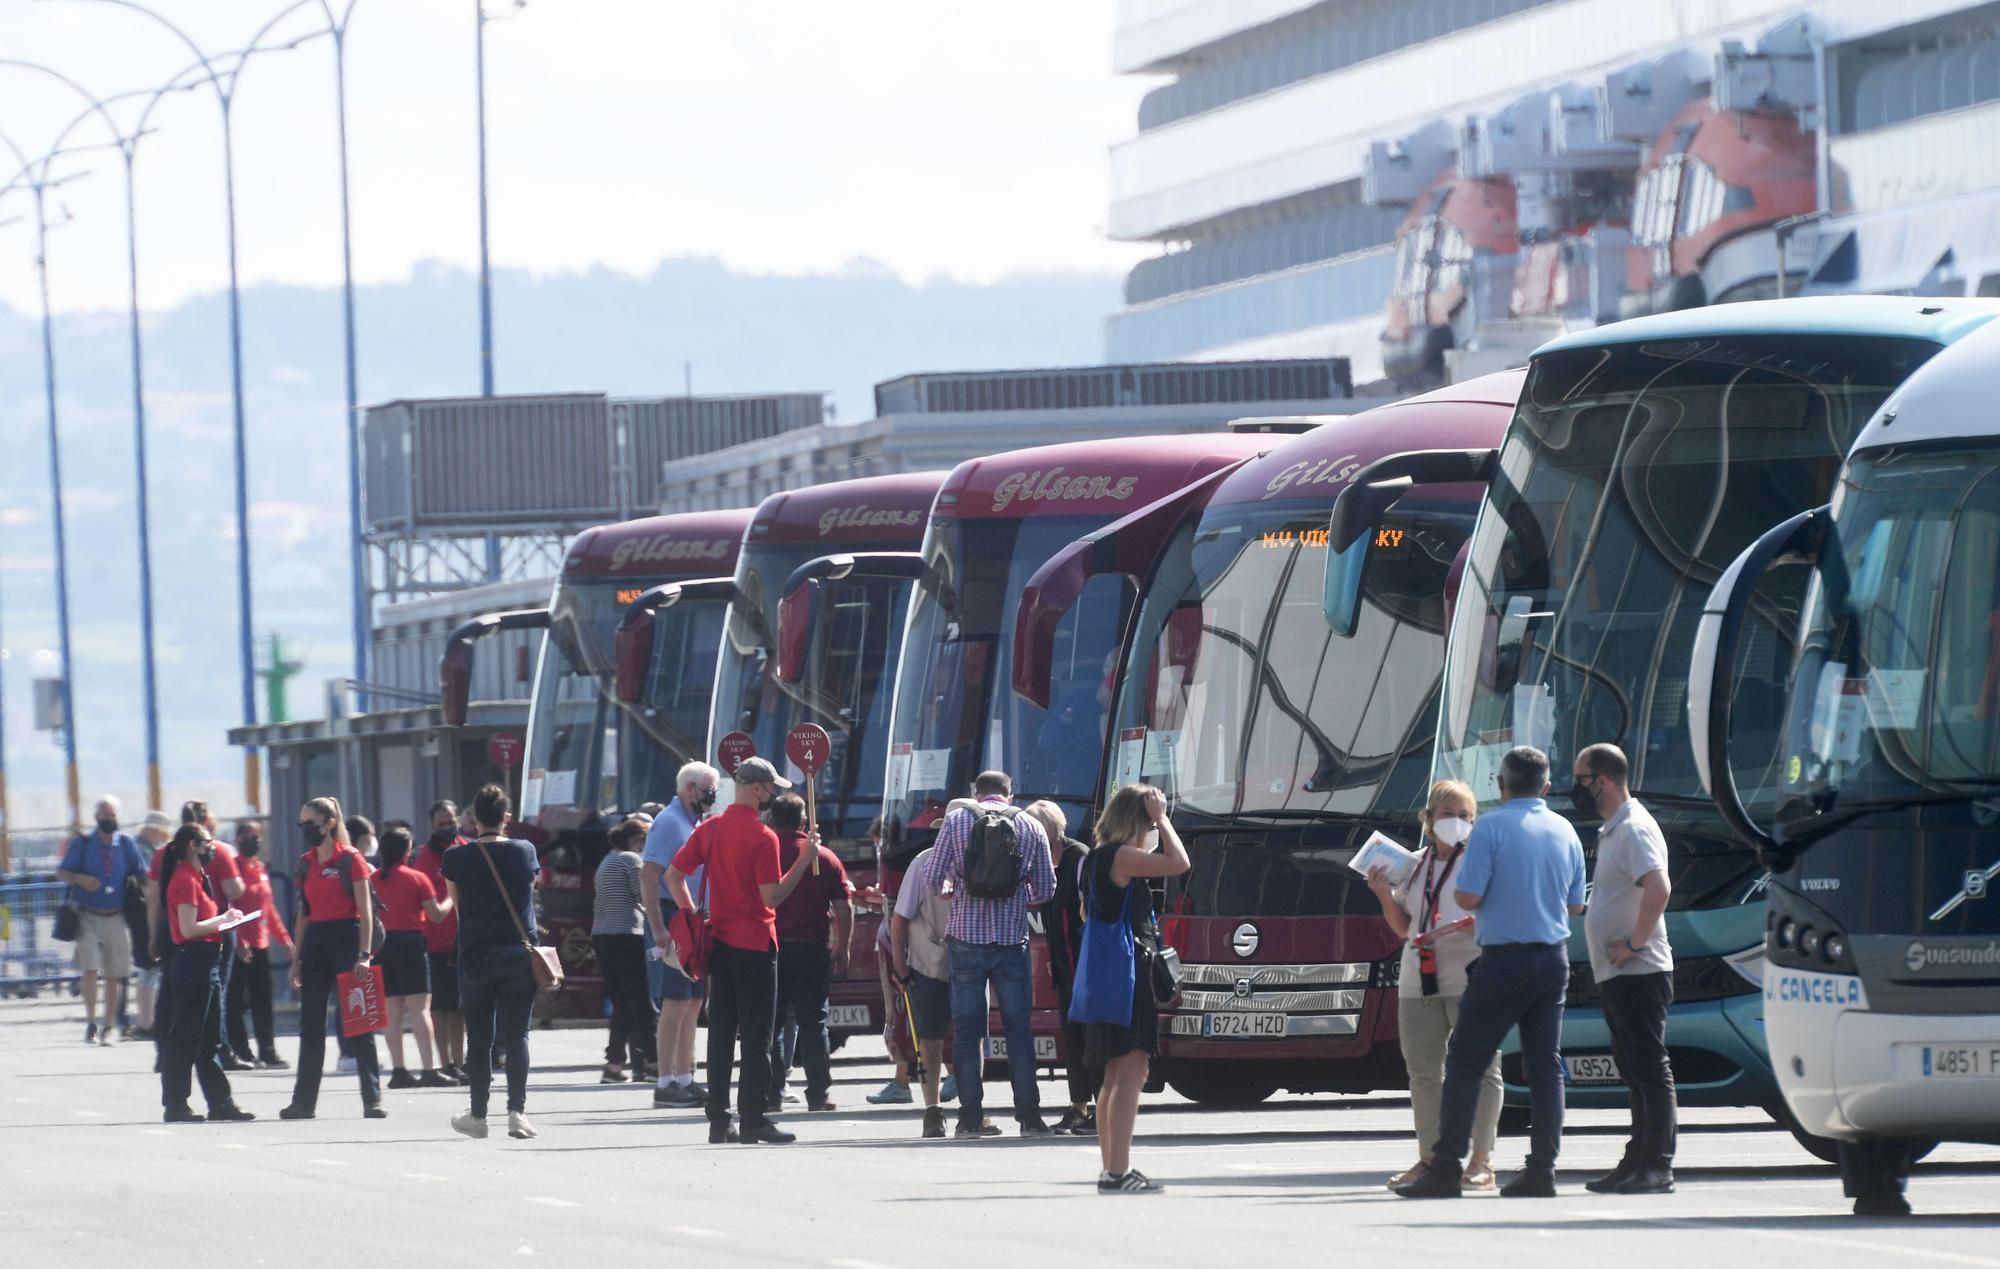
[74,0,325,815]
[0,130,86,832]
[319,1,370,702]
[474,0,523,398]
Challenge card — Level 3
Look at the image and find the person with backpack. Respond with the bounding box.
[922,770,1057,1138]
[279,796,386,1121]
[54,795,150,1046]
[1071,783,1186,1194]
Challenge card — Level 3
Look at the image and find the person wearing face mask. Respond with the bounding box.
[1396,746,1586,1201]
[225,822,295,1068]
[157,824,255,1123]
[665,757,820,1144]
[1368,780,1502,1191]
[280,796,386,1121]
[415,801,469,1081]
[55,796,150,1046]
[642,761,721,1107]
[1571,743,1676,1196]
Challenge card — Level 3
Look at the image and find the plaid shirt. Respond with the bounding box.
[925,797,1055,947]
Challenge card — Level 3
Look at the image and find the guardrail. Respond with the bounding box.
[0,880,79,996]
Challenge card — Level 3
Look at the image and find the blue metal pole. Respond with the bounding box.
[475,0,495,397]
[216,101,262,811]
[331,18,368,704]
[120,149,163,811]
[31,180,84,831]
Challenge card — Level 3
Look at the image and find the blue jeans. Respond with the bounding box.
[947,937,1038,1125]
[461,944,536,1117]
[1434,942,1570,1174]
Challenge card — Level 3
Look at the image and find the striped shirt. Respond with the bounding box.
[925,797,1055,947]
[591,849,646,937]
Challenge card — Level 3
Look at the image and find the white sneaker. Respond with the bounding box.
[451,1112,489,1139]
[508,1111,538,1140]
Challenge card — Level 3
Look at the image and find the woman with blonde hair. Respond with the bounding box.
[1024,799,1097,1135]
[279,796,385,1120]
[1075,783,1187,1194]
[1367,779,1503,1190]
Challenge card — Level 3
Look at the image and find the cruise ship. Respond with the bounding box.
[1105,0,2000,388]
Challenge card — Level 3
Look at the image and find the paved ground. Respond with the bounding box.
[2,997,1996,1267]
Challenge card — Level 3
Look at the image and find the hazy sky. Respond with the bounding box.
[0,0,1152,314]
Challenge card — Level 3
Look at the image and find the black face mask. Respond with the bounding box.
[300,822,326,848]
[238,837,261,859]
[96,816,119,835]
[696,788,717,811]
[429,829,456,848]
[1566,782,1597,815]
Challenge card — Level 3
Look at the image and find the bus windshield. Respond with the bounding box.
[1110,497,1470,825]
[523,577,728,825]
[883,515,1133,847]
[712,543,911,861]
[1785,444,2000,806]
[1436,336,1937,905]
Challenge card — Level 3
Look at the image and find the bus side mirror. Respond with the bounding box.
[776,579,820,685]
[439,608,550,726]
[1688,504,1830,864]
[1322,536,1369,636]
[614,608,655,705]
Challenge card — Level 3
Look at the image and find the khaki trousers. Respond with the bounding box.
[1399,992,1503,1158]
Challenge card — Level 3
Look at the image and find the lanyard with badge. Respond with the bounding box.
[1415,845,1459,997]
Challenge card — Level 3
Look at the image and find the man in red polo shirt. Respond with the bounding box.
[666,757,818,1145]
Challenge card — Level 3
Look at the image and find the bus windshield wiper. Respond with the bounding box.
[1779,788,2000,852]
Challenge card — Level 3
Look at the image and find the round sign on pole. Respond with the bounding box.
[716,731,757,777]
[784,723,831,777]
[486,732,524,770]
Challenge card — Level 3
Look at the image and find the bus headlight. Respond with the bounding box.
[1821,932,1846,965]
[1799,926,1822,958]
[1774,918,1796,951]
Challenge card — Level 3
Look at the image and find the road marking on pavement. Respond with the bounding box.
[139,1128,172,1136]
[218,1142,250,1150]
[11,1097,39,1105]
[671,1226,727,1240]
[526,1197,578,1208]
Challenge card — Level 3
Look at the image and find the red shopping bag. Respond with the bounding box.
[337,966,387,1038]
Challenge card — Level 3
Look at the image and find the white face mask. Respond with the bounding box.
[1431,816,1473,847]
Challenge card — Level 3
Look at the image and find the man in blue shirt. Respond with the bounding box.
[642,760,720,1107]
[1397,746,1586,1200]
[55,796,151,1045]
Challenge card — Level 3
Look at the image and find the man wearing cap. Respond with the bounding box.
[665,756,820,1145]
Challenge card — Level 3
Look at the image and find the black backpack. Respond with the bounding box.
[962,805,1025,900]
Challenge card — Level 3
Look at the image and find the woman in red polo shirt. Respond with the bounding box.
[225,827,294,1069]
[372,826,457,1089]
[159,824,254,1124]
[279,796,386,1121]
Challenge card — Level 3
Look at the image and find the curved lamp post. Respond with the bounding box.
[61,0,329,815]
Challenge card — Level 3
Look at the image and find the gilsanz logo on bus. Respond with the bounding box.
[1903,939,2000,975]
[817,505,925,535]
[1263,453,1362,498]
[608,537,734,570]
[1765,966,1868,1010]
[991,468,1139,512]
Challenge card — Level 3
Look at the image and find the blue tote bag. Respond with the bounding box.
[1068,867,1135,1025]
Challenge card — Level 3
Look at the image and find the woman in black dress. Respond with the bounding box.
[1081,784,1188,1194]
